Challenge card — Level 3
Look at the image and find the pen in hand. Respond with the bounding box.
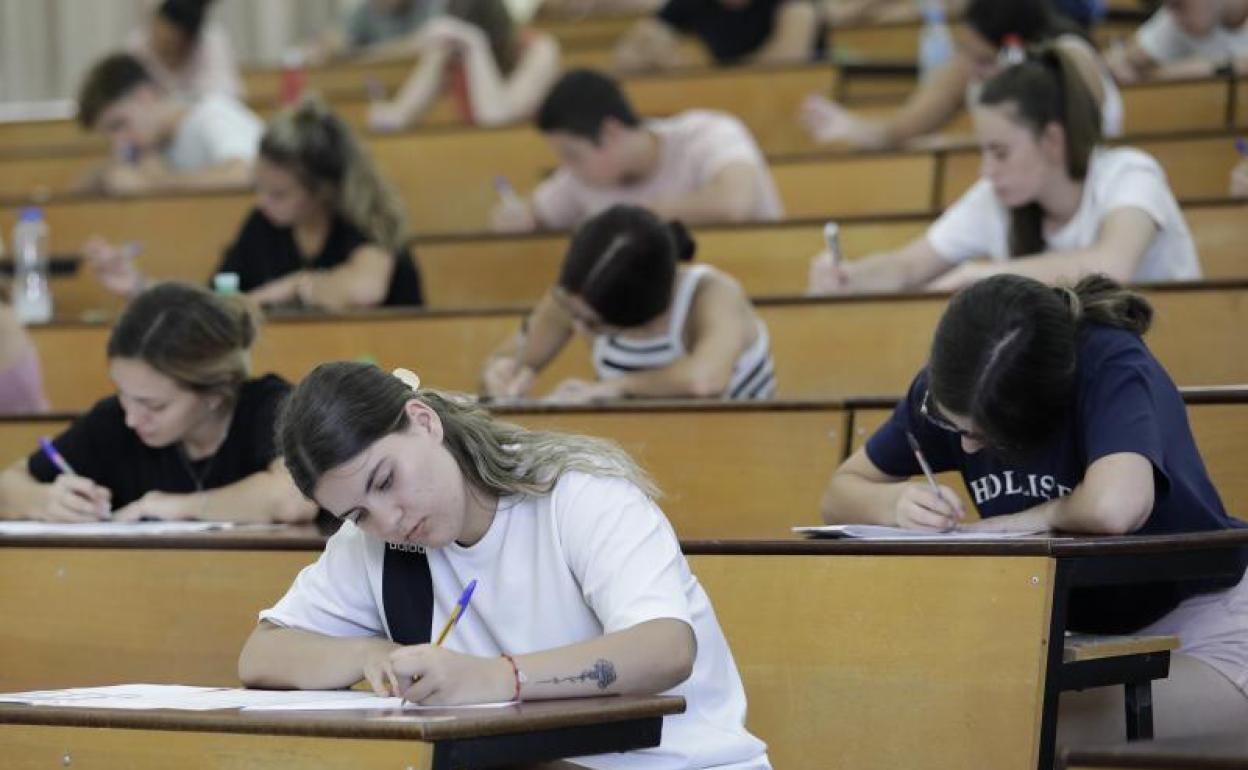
[905,430,956,532]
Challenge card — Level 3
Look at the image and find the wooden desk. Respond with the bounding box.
[3,531,1246,769]
[0,695,682,769]
[1061,732,1248,769]
[24,282,1248,411]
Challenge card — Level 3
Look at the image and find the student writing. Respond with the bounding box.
[809,46,1199,295]
[819,273,1248,740]
[482,205,776,402]
[86,95,424,311]
[238,362,772,769]
[0,283,315,524]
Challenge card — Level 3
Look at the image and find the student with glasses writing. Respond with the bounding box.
[818,273,1248,742]
[480,205,775,404]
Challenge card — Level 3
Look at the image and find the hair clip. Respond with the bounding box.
[392,368,421,392]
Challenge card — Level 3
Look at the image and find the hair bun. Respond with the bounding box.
[667,220,697,262]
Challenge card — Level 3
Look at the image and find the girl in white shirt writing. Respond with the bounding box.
[239,362,771,770]
[808,45,1200,296]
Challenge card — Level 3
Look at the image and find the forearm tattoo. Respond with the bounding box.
[537,658,618,690]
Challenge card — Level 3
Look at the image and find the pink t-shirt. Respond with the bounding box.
[533,110,785,230]
[0,344,49,415]
[127,20,244,100]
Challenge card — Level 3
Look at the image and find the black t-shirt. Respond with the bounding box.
[29,375,291,509]
[865,324,1246,632]
[216,209,424,307]
[658,0,791,64]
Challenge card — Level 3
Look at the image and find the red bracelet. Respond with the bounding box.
[501,653,524,701]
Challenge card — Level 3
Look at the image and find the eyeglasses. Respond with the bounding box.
[920,388,985,442]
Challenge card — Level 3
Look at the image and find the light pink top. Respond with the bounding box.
[532,110,785,230]
[127,20,245,100]
[0,344,49,415]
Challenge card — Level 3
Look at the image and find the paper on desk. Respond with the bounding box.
[792,524,1047,540]
[0,684,514,711]
[243,693,516,711]
[0,521,237,536]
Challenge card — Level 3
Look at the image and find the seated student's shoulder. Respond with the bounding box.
[547,470,656,520]
[241,373,293,403]
[1076,323,1156,373]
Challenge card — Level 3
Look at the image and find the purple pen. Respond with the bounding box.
[38,437,75,475]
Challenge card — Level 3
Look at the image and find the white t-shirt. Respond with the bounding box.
[260,471,772,770]
[533,110,785,230]
[164,93,263,172]
[926,146,1201,283]
[1136,7,1248,63]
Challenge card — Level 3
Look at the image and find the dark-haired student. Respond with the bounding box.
[86,96,423,311]
[801,0,1122,149]
[239,362,772,769]
[613,0,820,72]
[127,0,244,99]
[809,46,1199,296]
[0,283,315,524]
[482,205,775,403]
[77,52,261,196]
[819,273,1248,740]
[490,69,784,233]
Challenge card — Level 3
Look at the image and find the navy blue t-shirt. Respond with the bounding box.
[216,209,424,308]
[865,324,1245,631]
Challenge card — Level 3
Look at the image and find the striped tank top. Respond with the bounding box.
[591,265,777,400]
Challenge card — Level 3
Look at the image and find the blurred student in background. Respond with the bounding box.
[77,52,260,195]
[127,0,244,99]
[86,96,423,311]
[1108,0,1248,82]
[491,69,783,232]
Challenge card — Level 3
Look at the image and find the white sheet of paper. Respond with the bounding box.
[792,524,1048,540]
[0,685,514,712]
[0,521,237,536]
[243,694,516,711]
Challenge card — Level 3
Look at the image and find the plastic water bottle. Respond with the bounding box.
[280,49,307,106]
[918,0,955,82]
[11,207,53,324]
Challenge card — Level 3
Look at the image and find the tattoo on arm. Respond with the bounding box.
[536,658,618,690]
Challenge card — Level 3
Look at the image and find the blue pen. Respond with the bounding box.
[38,437,75,475]
[434,579,478,647]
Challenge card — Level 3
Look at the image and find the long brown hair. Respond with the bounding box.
[278,362,658,505]
[978,45,1103,256]
[260,95,411,253]
[106,281,258,406]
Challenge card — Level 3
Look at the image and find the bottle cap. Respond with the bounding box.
[18,206,43,223]
[213,272,241,295]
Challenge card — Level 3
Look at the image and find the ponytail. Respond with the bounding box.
[1058,274,1153,335]
[558,205,691,327]
[260,95,411,253]
[979,45,1102,256]
[929,274,1147,454]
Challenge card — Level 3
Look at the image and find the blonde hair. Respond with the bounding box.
[260,95,411,253]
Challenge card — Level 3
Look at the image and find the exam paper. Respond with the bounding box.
[0,684,513,711]
[792,524,1048,540]
[0,521,238,536]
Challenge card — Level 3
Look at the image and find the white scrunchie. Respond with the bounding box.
[392,368,421,392]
